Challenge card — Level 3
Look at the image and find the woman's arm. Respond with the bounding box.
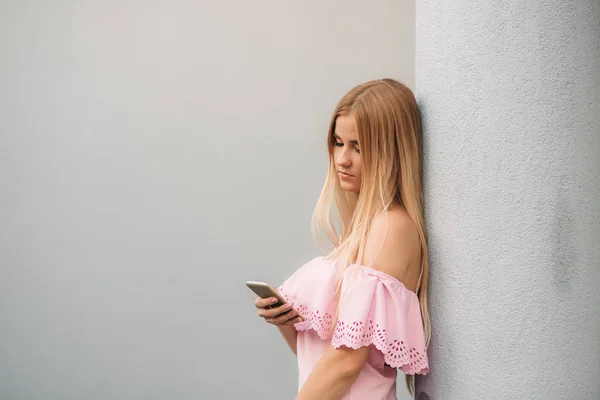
[254,296,302,356]
[296,345,371,400]
[277,325,298,356]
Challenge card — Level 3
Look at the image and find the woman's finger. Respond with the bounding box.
[272,307,305,325]
[280,316,304,326]
[254,296,278,309]
[257,302,294,318]
[272,309,297,324]
[280,308,304,324]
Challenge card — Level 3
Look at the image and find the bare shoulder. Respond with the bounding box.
[362,207,422,292]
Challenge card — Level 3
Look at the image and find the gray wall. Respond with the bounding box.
[415,0,600,399]
[0,1,415,399]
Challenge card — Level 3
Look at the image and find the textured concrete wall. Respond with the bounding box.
[415,1,600,399]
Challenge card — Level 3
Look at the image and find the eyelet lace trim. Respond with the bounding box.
[278,286,429,375]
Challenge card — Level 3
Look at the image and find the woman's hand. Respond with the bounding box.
[254,297,304,326]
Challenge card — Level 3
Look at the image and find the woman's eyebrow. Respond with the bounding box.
[333,133,359,145]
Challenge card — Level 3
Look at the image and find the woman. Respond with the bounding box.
[254,78,430,399]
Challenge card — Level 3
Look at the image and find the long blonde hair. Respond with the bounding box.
[310,78,430,395]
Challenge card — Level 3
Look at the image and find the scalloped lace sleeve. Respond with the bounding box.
[278,257,429,375]
[329,267,429,375]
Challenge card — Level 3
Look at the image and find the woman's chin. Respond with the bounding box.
[339,181,359,193]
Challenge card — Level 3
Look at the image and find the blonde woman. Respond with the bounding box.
[254,78,430,399]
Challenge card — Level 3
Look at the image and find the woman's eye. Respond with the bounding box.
[334,142,343,147]
[354,146,360,154]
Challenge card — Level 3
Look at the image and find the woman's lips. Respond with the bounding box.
[338,171,354,179]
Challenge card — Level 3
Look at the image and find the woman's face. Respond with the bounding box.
[333,114,362,193]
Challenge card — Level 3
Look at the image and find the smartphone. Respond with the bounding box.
[246,281,304,320]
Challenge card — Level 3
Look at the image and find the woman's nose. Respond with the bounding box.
[335,149,351,167]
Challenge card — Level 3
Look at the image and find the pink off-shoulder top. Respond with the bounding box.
[278,256,429,400]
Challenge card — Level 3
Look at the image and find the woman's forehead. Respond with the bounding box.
[335,115,358,139]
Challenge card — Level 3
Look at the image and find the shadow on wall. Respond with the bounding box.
[417,392,431,400]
